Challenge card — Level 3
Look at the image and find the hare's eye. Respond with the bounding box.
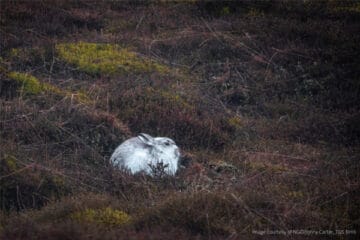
[164,142,170,146]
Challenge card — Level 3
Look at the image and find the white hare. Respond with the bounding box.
[110,133,180,175]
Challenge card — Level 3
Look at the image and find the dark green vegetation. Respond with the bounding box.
[1,1,359,239]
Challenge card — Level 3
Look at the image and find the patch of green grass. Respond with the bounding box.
[7,71,91,103]
[247,8,265,17]
[7,71,44,95]
[8,47,46,62]
[328,1,360,13]
[56,42,170,75]
[71,207,131,227]
[7,71,65,97]
[227,116,242,130]
[3,154,18,172]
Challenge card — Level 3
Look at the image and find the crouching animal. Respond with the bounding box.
[110,133,180,176]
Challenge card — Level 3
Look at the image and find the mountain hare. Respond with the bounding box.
[110,133,180,175]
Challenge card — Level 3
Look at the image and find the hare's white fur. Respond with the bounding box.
[110,133,180,175]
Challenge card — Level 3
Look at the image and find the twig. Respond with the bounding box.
[264,51,279,82]
[49,45,56,74]
[319,191,349,207]
[0,164,34,180]
[136,14,145,31]
[0,29,19,39]
[240,169,268,184]
[201,17,223,44]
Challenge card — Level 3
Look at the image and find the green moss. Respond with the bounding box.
[7,71,60,96]
[3,154,18,172]
[71,207,131,227]
[75,90,92,104]
[52,176,65,187]
[8,47,47,66]
[220,6,231,16]
[9,48,21,58]
[8,72,43,95]
[106,19,137,33]
[6,71,91,103]
[56,42,169,75]
[247,8,265,17]
[328,1,360,13]
[287,191,304,199]
[227,116,242,129]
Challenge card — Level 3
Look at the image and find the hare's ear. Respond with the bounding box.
[138,133,155,146]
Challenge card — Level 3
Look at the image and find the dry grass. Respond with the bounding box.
[1,1,359,239]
